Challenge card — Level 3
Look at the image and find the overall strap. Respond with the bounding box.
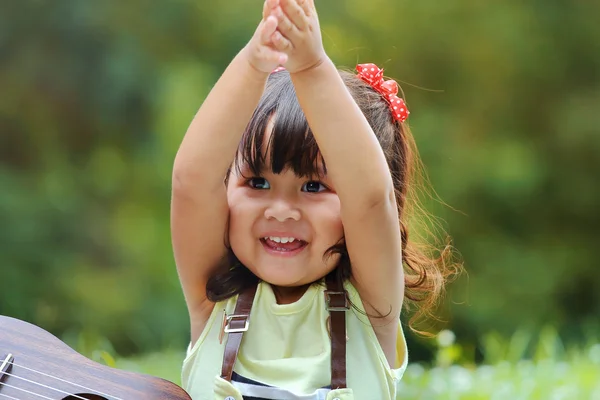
[220,284,257,382]
[325,273,349,389]
[220,276,349,389]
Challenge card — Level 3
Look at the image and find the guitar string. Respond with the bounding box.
[1,370,90,400]
[0,393,21,400]
[4,361,123,400]
[0,382,54,399]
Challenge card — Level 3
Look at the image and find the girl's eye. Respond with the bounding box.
[302,181,327,193]
[247,177,270,189]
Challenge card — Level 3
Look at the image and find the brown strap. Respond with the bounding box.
[220,284,257,381]
[325,273,349,389]
[220,276,349,389]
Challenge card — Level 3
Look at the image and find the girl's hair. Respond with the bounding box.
[208,69,462,335]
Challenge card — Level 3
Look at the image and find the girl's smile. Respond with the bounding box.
[260,234,308,256]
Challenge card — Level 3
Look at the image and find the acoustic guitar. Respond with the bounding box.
[0,315,192,399]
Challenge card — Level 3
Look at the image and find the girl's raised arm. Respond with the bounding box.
[272,0,404,367]
[171,0,287,343]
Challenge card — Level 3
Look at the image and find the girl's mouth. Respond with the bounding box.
[260,237,308,256]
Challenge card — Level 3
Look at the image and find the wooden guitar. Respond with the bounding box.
[0,315,192,399]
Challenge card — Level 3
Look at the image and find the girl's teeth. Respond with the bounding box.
[266,236,297,243]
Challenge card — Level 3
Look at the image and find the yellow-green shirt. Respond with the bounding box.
[182,281,408,400]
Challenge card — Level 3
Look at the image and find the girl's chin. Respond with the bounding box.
[247,266,313,287]
[255,272,309,287]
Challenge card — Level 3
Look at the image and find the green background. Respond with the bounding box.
[1,1,599,390]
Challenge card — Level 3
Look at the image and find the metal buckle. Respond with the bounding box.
[223,314,249,333]
[324,290,349,311]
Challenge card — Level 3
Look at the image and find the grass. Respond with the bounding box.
[86,327,600,399]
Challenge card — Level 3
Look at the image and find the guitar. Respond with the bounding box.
[0,315,192,399]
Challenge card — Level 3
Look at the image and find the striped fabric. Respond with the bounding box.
[232,372,332,400]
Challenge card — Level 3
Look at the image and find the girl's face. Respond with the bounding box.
[226,129,343,289]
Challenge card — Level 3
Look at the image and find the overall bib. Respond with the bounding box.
[214,274,354,400]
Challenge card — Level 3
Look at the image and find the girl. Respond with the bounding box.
[172,0,458,398]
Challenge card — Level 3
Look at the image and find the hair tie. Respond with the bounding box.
[356,63,409,123]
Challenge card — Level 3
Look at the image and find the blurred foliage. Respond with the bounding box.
[111,329,600,399]
[1,0,599,364]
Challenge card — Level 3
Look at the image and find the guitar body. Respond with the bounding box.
[0,315,192,399]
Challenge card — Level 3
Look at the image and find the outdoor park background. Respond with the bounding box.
[1,1,599,398]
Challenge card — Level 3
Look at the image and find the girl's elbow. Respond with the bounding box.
[362,184,396,212]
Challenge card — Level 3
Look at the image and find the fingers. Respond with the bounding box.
[280,0,310,30]
[262,0,279,20]
[260,16,289,63]
[271,29,293,53]
[262,46,288,67]
[274,6,298,42]
[260,15,278,44]
[299,0,314,17]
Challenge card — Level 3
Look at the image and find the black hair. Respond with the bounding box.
[230,70,326,181]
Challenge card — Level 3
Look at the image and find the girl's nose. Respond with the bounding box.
[264,199,301,222]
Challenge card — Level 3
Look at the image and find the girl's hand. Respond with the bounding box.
[243,0,289,74]
[271,0,327,74]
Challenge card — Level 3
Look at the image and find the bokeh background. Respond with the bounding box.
[2,0,599,397]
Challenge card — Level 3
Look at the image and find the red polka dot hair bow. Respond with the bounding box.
[356,63,410,123]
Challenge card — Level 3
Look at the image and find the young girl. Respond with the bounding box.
[172,0,457,398]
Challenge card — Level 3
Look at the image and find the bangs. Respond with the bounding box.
[234,71,326,179]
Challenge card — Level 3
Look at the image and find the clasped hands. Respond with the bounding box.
[244,0,327,74]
